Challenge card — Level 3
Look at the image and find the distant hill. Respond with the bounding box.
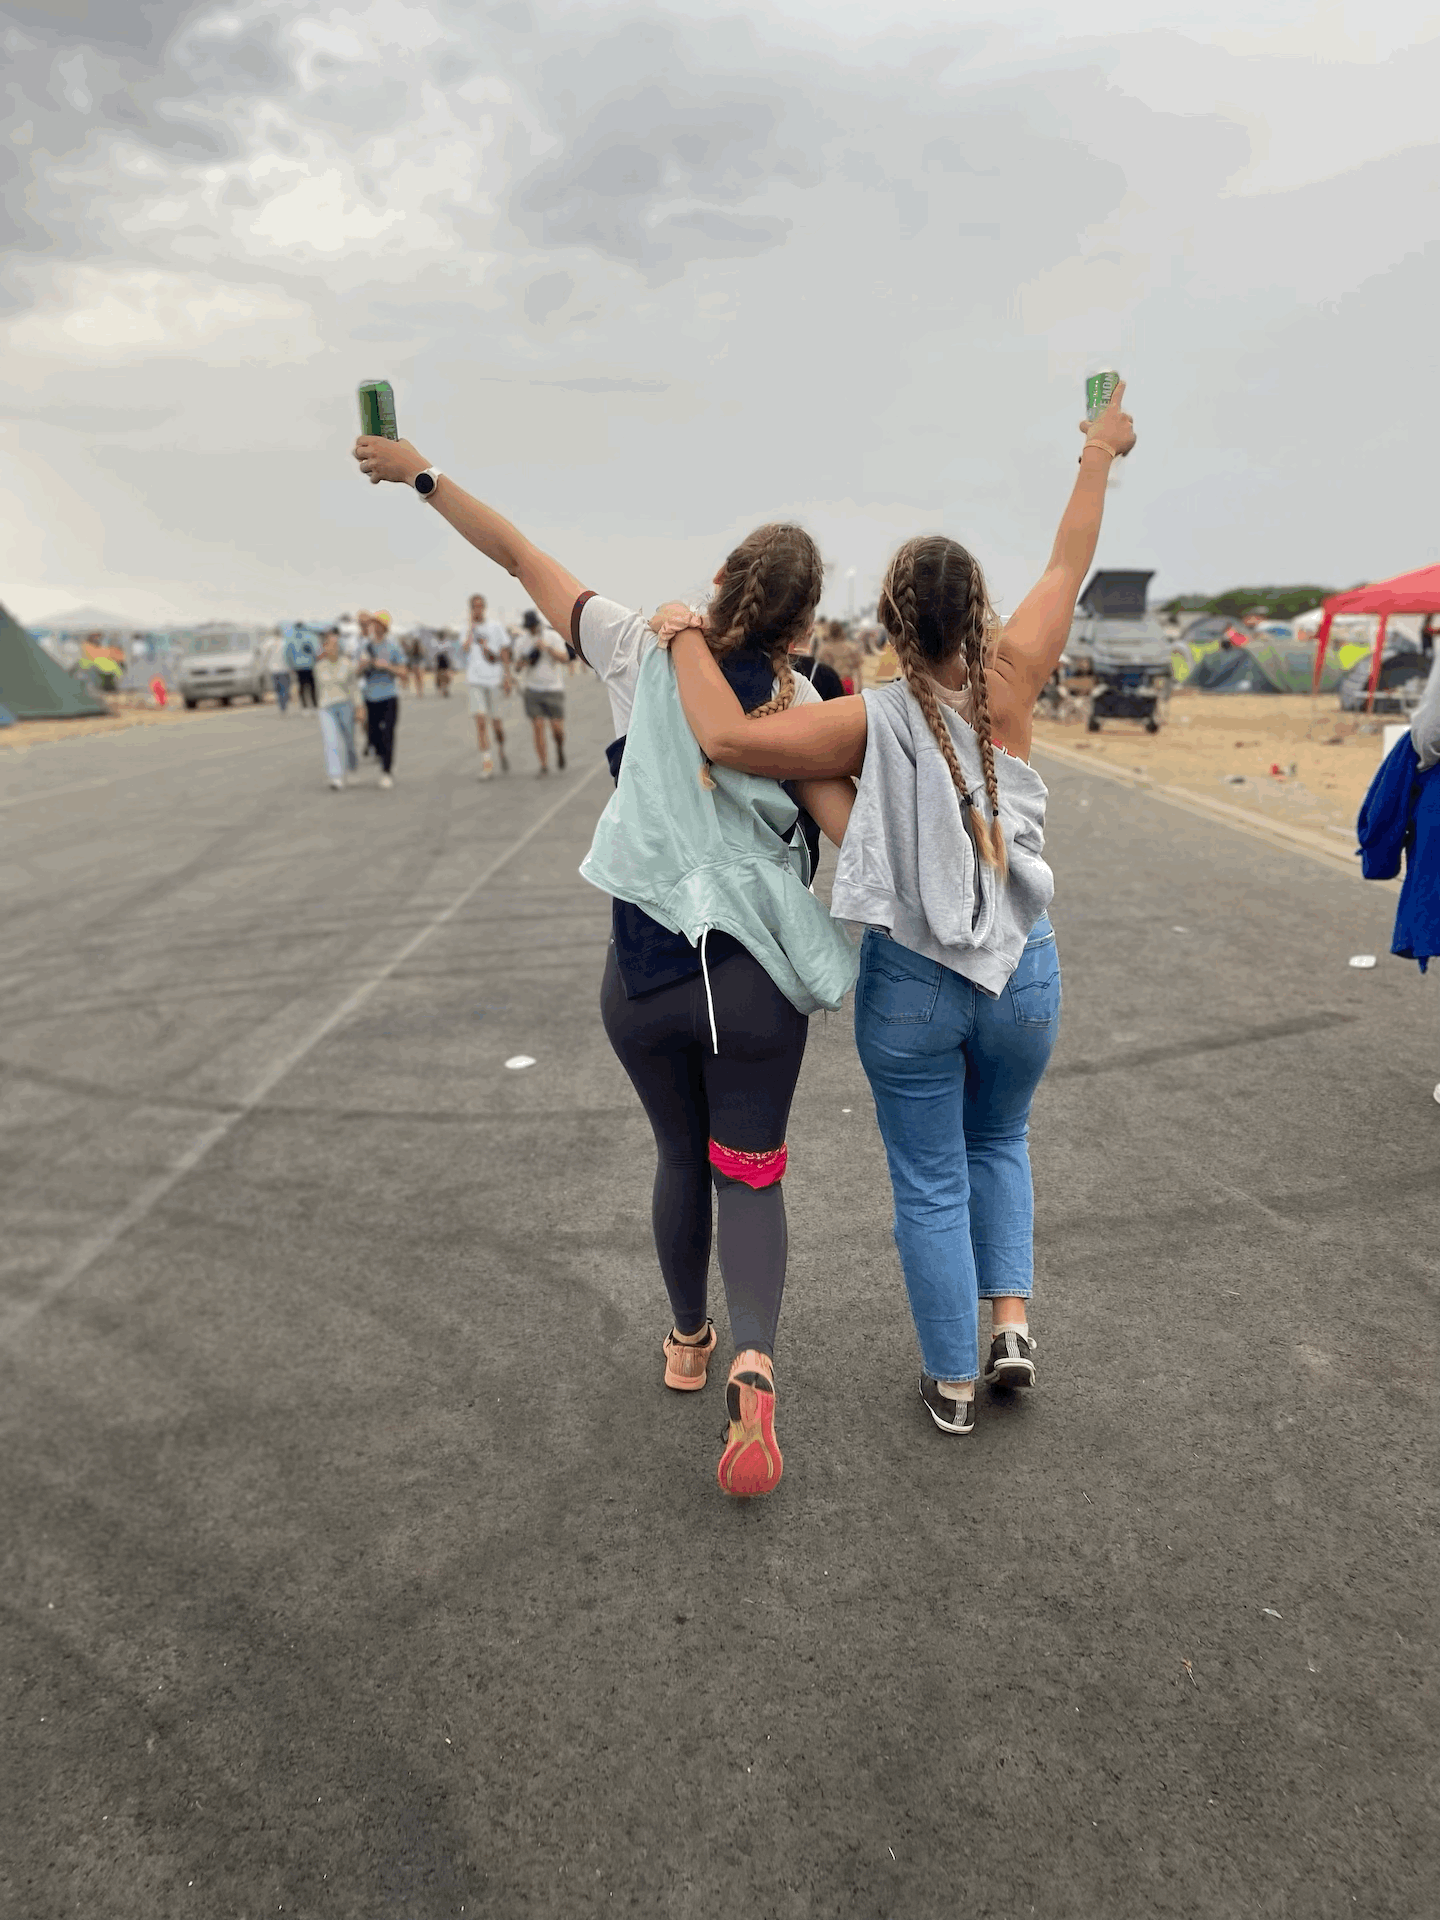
[1160,585,1356,621]
[29,605,148,633]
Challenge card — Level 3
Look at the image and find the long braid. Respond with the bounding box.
[882,544,978,822]
[713,556,767,659]
[694,526,815,784]
[747,654,795,720]
[958,569,1008,876]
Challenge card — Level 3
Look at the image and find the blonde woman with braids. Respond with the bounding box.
[667,385,1137,1437]
[351,429,858,1498]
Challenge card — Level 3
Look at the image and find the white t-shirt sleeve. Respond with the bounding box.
[789,670,821,708]
[577,595,656,736]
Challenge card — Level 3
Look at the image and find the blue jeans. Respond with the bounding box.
[319,701,357,779]
[854,918,1061,1382]
[272,669,291,712]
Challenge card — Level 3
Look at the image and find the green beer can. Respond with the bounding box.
[358,379,398,439]
[1085,369,1120,422]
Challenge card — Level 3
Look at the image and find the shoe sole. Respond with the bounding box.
[717,1372,782,1496]
[983,1358,1036,1389]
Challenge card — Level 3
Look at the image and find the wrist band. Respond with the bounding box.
[1079,441,1117,465]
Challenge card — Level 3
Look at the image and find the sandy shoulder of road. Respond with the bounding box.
[1030,689,1391,840]
[0,701,210,751]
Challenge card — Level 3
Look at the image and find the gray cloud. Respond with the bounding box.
[3,1,1438,627]
[542,376,669,393]
[511,81,814,280]
[523,270,574,323]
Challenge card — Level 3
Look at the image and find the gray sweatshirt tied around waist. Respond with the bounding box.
[828,678,1055,996]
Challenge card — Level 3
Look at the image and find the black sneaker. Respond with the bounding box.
[919,1374,975,1435]
[983,1328,1036,1389]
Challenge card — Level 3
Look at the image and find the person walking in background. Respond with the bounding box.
[403,628,427,696]
[265,631,292,713]
[287,626,319,709]
[463,593,511,779]
[315,631,358,790]
[433,630,454,697]
[516,608,569,774]
[361,612,404,789]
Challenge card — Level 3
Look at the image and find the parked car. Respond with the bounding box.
[175,627,267,708]
[1065,570,1172,733]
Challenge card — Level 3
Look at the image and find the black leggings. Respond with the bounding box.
[601,943,808,1359]
[366,696,398,773]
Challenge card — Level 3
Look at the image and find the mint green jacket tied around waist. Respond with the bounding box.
[580,641,859,1015]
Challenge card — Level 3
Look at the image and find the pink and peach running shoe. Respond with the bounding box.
[662,1320,717,1392]
[717,1350,782,1497]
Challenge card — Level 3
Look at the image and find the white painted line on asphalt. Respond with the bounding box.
[0,758,606,1349]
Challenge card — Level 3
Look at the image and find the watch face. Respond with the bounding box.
[415,470,435,494]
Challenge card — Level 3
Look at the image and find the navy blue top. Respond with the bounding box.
[610,650,790,998]
[1357,732,1440,972]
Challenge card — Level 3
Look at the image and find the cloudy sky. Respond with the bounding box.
[2,0,1437,627]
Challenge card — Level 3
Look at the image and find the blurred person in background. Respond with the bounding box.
[287,626,319,709]
[264,631,292,713]
[433,629,455,697]
[516,608,569,774]
[403,627,427,696]
[817,618,862,694]
[463,592,512,779]
[315,631,359,790]
[790,624,844,701]
[360,612,404,789]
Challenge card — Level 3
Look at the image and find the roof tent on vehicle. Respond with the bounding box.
[0,602,107,719]
[1078,570,1153,618]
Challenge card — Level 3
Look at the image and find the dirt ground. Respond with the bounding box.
[0,695,213,751]
[1031,689,1393,839]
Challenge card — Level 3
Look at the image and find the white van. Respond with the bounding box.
[176,626,267,708]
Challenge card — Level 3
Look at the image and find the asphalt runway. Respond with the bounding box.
[2,680,1437,1920]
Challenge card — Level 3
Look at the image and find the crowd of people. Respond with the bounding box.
[258,602,577,790]
[352,383,1137,1498]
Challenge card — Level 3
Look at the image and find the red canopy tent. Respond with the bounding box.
[1311,564,1440,707]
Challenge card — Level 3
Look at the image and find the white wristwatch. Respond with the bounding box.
[413,466,443,497]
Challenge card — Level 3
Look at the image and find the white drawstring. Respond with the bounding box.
[700,926,719,1054]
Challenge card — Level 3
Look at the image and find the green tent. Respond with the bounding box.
[1188,638,1344,694]
[0,603,108,719]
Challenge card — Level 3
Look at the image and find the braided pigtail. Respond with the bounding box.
[880,534,1007,877]
[747,655,795,720]
[695,525,818,783]
[881,541,978,822]
[959,571,1007,877]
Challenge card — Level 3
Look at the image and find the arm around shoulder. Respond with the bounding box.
[671,629,868,778]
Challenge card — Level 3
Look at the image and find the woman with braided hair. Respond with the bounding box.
[668,384,1137,1438]
[351,428,859,1498]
